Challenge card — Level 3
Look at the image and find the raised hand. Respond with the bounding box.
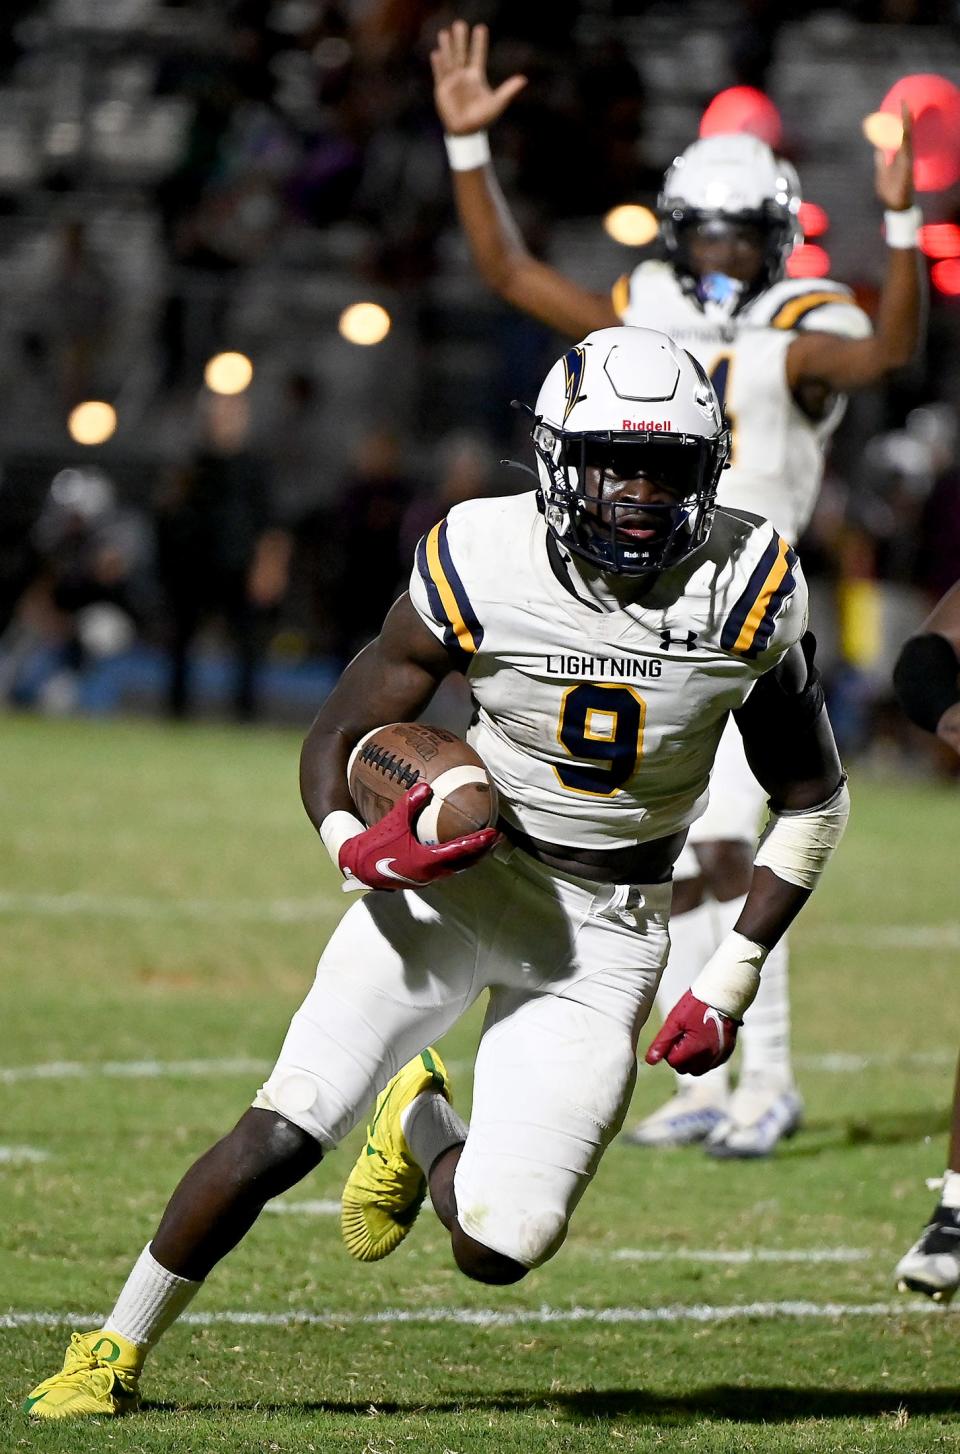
[431,20,526,136]
[875,102,914,212]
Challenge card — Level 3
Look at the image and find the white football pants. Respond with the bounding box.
[256,842,670,1268]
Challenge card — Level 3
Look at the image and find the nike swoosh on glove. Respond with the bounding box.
[339,780,500,892]
[644,989,740,1076]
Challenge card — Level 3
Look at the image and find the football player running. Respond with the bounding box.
[25,329,849,1420]
[431,19,920,1157]
[892,581,960,1303]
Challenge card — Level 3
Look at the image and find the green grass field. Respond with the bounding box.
[2,714,959,1453]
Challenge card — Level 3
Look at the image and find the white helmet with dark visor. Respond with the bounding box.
[658,133,802,311]
[530,327,730,576]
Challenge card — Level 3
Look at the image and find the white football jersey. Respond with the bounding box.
[613,262,871,544]
[409,493,807,852]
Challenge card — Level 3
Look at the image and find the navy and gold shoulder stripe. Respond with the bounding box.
[769,289,849,331]
[416,520,484,669]
[721,532,798,659]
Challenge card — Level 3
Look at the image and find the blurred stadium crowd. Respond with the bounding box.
[0,0,959,750]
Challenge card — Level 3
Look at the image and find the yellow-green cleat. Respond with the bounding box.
[341,1047,451,1262]
[24,1329,143,1420]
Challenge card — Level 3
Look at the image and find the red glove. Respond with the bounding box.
[645,989,740,1076]
[339,780,499,891]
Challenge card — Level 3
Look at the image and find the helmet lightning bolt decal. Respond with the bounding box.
[562,345,587,423]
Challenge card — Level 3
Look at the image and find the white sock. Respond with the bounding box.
[942,1170,960,1209]
[710,890,794,1088]
[400,1091,468,1175]
[105,1244,201,1352]
[658,897,729,1098]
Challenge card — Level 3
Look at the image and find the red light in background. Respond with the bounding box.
[931,258,960,295]
[786,244,831,279]
[699,87,782,148]
[798,201,829,237]
[878,75,960,192]
[918,223,960,259]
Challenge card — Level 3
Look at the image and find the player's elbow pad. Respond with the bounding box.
[754,778,850,890]
[893,633,960,733]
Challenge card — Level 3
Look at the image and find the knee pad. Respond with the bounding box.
[253,1068,342,1149]
[455,1189,569,1270]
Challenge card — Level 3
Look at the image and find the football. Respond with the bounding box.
[347,722,498,845]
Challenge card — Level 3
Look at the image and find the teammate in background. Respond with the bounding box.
[25,329,849,1420]
[431,20,919,1156]
[892,582,960,1302]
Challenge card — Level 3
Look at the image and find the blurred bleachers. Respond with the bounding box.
[0,0,957,747]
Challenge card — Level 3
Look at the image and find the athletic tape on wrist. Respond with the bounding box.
[754,778,850,891]
[444,131,491,171]
[690,931,768,1021]
[884,205,922,249]
[319,809,365,874]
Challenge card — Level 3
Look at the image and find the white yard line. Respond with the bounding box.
[807,925,960,950]
[3,1050,955,1085]
[0,892,330,924]
[796,1049,957,1072]
[1,890,957,950]
[607,1248,871,1264]
[0,1058,270,1085]
[0,1146,49,1164]
[0,1300,949,1330]
[264,1199,341,1216]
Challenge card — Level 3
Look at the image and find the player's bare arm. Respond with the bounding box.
[894,579,960,756]
[731,638,844,948]
[299,593,453,834]
[920,578,960,651]
[786,105,921,394]
[647,636,847,1077]
[431,21,616,336]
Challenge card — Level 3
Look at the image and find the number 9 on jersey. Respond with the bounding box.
[554,683,646,796]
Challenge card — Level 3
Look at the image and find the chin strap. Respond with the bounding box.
[499,458,539,484]
[510,398,538,420]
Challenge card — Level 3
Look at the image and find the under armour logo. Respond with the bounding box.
[659,629,698,652]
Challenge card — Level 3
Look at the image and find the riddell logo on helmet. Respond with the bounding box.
[622,419,672,431]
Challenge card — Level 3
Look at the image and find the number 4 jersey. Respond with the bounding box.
[410,492,807,853]
[613,261,871,544]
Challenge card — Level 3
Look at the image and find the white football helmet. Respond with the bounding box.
[529,327,730,576]
[658,133,802,308]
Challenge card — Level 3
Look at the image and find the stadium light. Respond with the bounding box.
[699,86,782,147]
[338,302,392,346]
[931,258,960,296]
[798,201,829,238]
[786,244,830,279]
[67,400,117,446]
[603,205,658,247]
[874,75,960,192]
[204,351,254,396]
[918,223,960,259]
